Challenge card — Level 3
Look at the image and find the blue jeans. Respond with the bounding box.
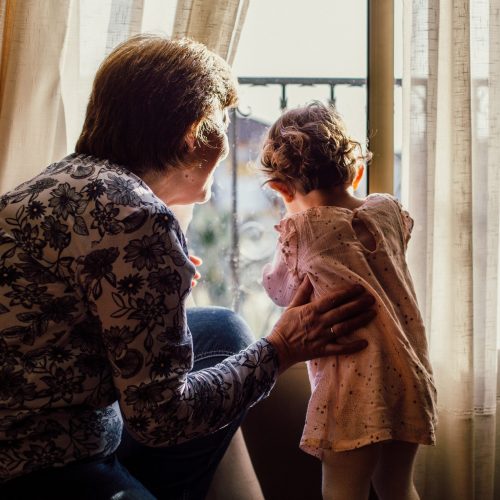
[1,307,255,500]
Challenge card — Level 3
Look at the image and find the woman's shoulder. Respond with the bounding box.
[50,153,167,213]
[1,153,184,248]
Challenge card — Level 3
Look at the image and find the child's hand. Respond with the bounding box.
[189,255,202,287]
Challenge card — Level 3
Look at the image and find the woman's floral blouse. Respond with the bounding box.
[0,154,278,481]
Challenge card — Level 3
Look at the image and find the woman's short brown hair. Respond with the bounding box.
[260,102,367,194]
[75,34,238,176]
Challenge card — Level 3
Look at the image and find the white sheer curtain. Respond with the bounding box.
[173,0,248,65]
[0,0,73,191]
[402,1,500,498]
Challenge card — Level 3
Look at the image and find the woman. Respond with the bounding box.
[0,35,375,499]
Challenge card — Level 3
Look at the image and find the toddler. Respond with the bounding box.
[260,102,437,500]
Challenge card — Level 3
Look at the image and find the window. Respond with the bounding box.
[188,1,402,337]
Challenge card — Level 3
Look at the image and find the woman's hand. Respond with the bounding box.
[189,255,202,287]
[266,278,376,373]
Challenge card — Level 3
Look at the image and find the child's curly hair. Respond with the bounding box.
[260,102,368,194]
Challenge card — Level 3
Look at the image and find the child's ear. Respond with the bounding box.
[268,180,295,203]
[352,164,365,191]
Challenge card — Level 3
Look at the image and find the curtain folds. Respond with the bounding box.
[173,0,249,64]
[0,0,73,192]
[403,1,500,498]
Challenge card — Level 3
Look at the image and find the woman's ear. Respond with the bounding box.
[268,180,295,203]
[352,164,365,191]
[184,122,200,153]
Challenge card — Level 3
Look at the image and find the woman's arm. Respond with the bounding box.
[84,203,279,446]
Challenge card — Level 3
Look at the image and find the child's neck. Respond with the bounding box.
[285,185,365,214]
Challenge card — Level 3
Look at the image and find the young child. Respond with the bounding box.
[260,102,437,500]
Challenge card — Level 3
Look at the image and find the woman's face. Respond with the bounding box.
[170,108,229,205]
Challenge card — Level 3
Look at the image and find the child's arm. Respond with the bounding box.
[262,220,301,307]
[262,252,301,307]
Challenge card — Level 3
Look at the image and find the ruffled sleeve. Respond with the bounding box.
[262,217,301,307]
[276,217,299,273]
[386,195,414,250]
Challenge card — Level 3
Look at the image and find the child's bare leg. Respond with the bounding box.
[372,440,420,500]
[321,444,380,500]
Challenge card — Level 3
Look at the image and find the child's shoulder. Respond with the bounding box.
[357,193,409,218]
[279,205,352,226]
[359,192,399,207]
[357,193,414,244]
[275,194,408,231]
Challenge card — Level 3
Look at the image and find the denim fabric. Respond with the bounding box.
[1,307,255,500]
[188,306,255,370]
[0,454,156,500]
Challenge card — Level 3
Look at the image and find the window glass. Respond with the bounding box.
[188,1,371,337]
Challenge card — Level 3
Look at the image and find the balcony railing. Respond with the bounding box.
[237,77,371,109]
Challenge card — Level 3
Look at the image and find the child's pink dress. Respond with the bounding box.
[263,194,437,457]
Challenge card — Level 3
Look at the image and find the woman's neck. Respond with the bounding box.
[285,185,365,214]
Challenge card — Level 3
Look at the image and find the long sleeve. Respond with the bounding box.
[262,218,301,308]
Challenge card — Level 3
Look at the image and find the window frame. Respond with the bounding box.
[367,0,395,194]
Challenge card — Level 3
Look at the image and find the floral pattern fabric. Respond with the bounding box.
[0,154,278,481]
